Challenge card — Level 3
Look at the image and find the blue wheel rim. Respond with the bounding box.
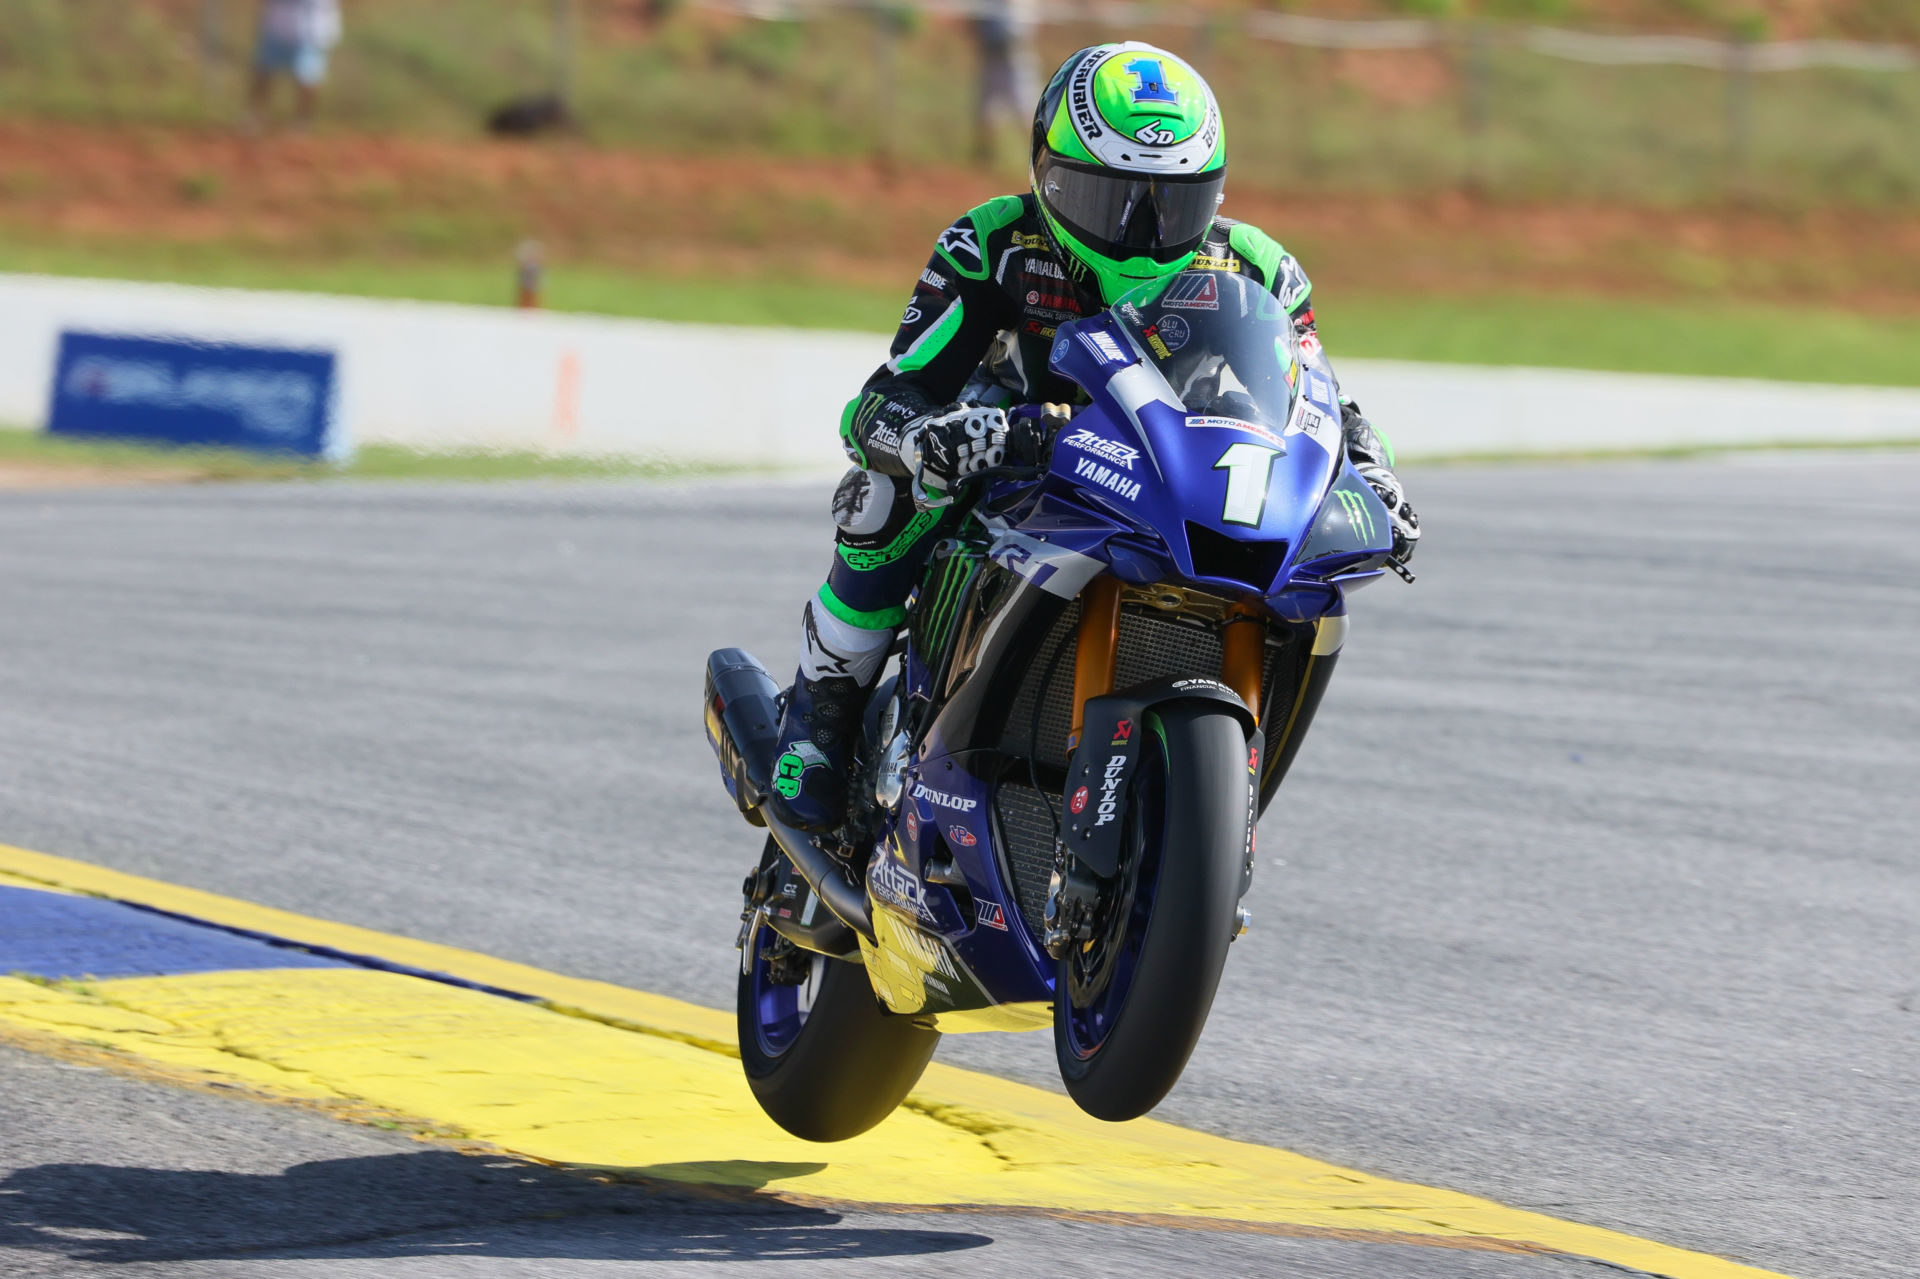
[749,930,826,1059]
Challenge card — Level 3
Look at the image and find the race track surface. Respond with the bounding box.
[0,454,1915,1277]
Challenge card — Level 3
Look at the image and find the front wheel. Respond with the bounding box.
[738,851,940,1142]
[1054,704,1250,1121]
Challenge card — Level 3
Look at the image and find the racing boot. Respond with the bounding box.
[765,669,868,832]
[763,590,894,832]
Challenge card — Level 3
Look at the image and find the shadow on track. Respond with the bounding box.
[0,1149,991,1264]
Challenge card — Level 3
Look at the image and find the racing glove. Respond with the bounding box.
[903,404,1008,507]
[1343,403,1420,563]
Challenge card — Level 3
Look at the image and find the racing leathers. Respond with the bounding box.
[764,192,1417,832]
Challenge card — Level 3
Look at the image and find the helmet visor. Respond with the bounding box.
[1036,154,1224,266]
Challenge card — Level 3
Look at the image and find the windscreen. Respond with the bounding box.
[1111,270,1303,430]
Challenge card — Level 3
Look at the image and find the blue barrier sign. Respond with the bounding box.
[48,332,338,458]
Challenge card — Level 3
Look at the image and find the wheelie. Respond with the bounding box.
[705,42,1419,1140]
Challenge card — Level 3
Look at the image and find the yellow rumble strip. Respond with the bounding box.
[0,844,1793,1279]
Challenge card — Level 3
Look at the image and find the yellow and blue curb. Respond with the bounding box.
[0,843,1794,1278]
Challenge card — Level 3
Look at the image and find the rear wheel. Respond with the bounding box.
[1054,704,1249,1121]
[738,848,940,1142]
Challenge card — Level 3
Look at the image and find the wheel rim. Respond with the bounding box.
[1060,726,1167,1061]
[749,931,828,1059]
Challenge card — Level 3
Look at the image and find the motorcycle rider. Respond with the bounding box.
[766,42,1419,832]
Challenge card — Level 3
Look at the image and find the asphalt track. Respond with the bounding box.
[0,453,1915,1277]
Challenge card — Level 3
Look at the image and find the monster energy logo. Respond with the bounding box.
[916,546,978,656]
[1335,488,1375,540]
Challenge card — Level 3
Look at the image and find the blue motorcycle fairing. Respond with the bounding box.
[731,268,1394,1035]
[1044,304,1389,601]
[861,751,1055,1021]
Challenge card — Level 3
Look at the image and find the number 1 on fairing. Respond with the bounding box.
[1214,442,1279,526]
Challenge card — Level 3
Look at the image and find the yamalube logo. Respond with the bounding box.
[1063,427,1139,471]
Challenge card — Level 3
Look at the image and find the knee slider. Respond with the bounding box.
[831,468,898,539]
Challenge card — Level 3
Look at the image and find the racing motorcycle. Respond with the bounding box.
[705,269,1405,1140]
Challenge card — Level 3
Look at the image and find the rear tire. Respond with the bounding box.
[739,904,940,1142]
[1054,704,1249,1121]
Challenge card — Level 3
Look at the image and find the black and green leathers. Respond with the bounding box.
[763,194,1388,833]
[839,193,1318,481]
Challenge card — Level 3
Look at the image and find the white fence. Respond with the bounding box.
[3,272,1918,468]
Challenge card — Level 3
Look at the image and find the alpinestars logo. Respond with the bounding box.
[1063,427,1139,471]
[912,782,978,813]
[1074,456,1143,502]
[1094,753,1127,826]
[801,602,853,677]
[937,223,981,274]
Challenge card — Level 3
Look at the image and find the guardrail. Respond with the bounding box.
[697,0,1919,72]
[2,272,1918,466]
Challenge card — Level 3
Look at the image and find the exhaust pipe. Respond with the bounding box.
[707,649,875,945]
[761,812,874,946]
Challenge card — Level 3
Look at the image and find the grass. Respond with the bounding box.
[0,428,752,483]
[1320,293,1920,387]
[5,239,1919,389]
[1,1,1919,207]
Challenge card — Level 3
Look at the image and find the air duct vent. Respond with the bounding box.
[1185,522,1289,593]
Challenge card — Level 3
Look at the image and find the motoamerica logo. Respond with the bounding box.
[1074,456,1143,501]
[912,782,978,812]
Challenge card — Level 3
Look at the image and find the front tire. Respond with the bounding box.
[739,890,940,1142]
[1054,704,1250,1121]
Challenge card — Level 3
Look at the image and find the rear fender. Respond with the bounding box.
[1062,676,1257,879]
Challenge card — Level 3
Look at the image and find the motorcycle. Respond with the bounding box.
[705,269,1404,1140]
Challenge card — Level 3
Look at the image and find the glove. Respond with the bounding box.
[1341,402,1392,472]
[1356,462,1420,563]
[1340,402,1418,562]
[1008,402,1073,469]
[903,404,1008,507]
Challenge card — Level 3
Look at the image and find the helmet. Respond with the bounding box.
[1030,43,1226,306]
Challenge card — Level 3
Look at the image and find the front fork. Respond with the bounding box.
[1066,576,1267,747]
[1047,577,1267,956]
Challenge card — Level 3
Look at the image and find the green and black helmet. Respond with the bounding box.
[1031,43,1226,306]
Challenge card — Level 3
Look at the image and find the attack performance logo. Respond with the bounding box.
[1063,427,1139,471]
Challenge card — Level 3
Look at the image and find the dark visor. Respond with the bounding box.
[1036,153,1224,265]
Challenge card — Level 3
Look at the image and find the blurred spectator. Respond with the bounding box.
[246,0,343,132]
[972,0,1038,165]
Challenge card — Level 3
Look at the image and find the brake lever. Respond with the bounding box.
[1387,558,1416,584]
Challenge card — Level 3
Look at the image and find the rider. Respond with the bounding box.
[766,42,1419,832]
